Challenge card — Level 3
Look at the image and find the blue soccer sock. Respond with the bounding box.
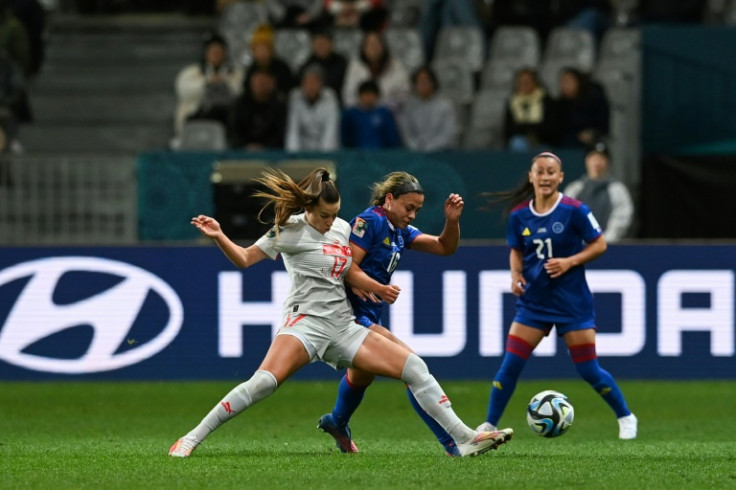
[406,386,456,452]
[485,335,533,426]
[331,374,368,427]
[570,343,631,418]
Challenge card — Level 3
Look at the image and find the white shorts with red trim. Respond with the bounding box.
[277,313,370,370]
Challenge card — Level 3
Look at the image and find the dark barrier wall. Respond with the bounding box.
[642,26,736,153]
[1,245,734,380]
[640,154,736,239]
[137,149,586,242]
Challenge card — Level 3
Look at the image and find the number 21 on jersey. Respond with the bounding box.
[533,238,553,259]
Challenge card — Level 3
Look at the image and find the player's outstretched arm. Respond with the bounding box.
[191,215,268,268]
[411,193,464,256]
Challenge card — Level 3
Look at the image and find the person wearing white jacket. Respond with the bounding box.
[286,64,341,151]
[174,33,244,136]
[341,31,409,115]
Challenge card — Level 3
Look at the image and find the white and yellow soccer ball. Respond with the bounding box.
[526,390,574,438]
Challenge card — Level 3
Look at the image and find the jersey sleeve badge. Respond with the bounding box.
[352,217,368,238]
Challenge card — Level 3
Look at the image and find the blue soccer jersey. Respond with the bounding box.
[347,206,422,326]
[508,193,603,324]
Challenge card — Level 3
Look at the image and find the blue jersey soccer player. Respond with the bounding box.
[476,152,637,440]
[317,171,498,456]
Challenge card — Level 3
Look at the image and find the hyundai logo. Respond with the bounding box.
[0,257,183,374]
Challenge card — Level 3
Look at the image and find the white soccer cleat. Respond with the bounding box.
[618,413,638,440]
[475,421,497,433]
[457,428,513,457]
[169,435,201,458]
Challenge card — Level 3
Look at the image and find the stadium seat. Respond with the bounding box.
[179,120,227,151]
[275,28,312,72]
[543,27,596,72]
[537,61,566,97]
[431,57,475,105]
[611,0,639,26]
[386,0,423,27]
[592,64,636,111]
[333,28,362,60]
[218,1,269,34]
[462,89,507,149]
[220,24,258,68]
[488,26,541,68]
[703,0,730,23]
[385,28,425,73]
[481,59,524,92]
[724,0,736,24]
[434,26,485,72]
[599,28,640,64]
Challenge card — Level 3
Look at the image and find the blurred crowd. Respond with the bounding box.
[171,0,710,153]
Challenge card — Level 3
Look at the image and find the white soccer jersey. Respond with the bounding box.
[255,213,355,324]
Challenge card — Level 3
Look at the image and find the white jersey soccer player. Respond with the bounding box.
[256,213,355,325]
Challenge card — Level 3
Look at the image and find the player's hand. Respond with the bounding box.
[511,277,527,296]
[191,215,223,239]
[379,284,401,304]
[444,193,464,221]
[351,287,381,303]
[544,258,572,279]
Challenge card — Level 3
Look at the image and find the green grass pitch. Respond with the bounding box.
[1,379,734,489]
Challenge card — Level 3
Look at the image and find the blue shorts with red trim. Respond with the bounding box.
[513,307,596,337]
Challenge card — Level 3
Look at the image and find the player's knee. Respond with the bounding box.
[400,353,430,385]
[244,369,278,404]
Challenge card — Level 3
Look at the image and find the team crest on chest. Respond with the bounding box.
[552,222,565,233]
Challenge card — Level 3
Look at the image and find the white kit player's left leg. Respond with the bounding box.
[169,370,278,457]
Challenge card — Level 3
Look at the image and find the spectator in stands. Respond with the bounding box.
[324,0,387,31]
[228,66,288,150]
[342,30,410,114]
[0,0,30,76]
[286,64,340,151]
[341,79,401,148]
[556,67,610,149]
[398,65,457,151]
[174,33,244,138]
[244,24,296,97]
[504,68,559,152]
[418,0,484,62]
[564,143,634,242]
[297,29,347,105]
[6,0,45,78]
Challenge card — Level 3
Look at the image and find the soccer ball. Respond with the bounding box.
[526,390,574,438]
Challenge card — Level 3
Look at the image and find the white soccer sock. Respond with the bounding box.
[401,353,476,444]
[187,370,278,442]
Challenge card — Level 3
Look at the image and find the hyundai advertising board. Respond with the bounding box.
[0,246,734,380]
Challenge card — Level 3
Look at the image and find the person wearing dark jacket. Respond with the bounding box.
[556,67,610,149]
[243,24,296,98]
[228,67,287,150]
[297,29,347,105]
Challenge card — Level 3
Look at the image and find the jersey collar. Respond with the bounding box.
[529,192,563,217]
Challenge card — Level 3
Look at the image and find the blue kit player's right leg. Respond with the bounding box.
[479,334,534,431]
